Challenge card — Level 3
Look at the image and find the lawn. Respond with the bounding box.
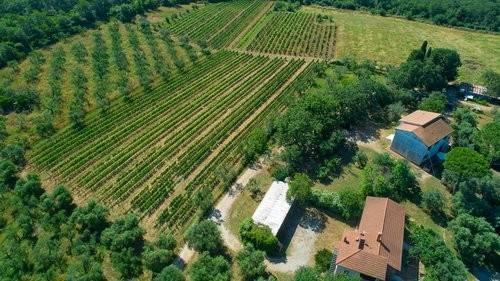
[225,169,274,236]
[301,6,500,84]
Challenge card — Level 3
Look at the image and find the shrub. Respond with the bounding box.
[314,249,332,272]
[287,173,313,206]
[239,218,279,255]
[352,150,368,168]
[246,178,260,199]
[271,164,289,181]
[421,188,446,218]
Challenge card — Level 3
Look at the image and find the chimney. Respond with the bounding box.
[358,231,366,249]
[377,232,383,242]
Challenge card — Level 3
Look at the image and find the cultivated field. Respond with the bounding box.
[302,6,500,83]
[246,12,336,58]
[166,0,271,48]
[31,51,313,232]
[2,20,199,129]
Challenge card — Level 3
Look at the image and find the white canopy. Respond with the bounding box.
[252,181,292,236]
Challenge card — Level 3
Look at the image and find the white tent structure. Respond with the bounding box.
[252,181,292,236]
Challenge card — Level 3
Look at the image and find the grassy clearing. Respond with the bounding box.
[225,170,273,235]
[302,6,500,84]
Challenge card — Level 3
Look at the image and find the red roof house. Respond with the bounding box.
[332,197,405,280]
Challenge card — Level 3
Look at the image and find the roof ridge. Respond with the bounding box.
[377,198,389,255]
[336,248,361,264]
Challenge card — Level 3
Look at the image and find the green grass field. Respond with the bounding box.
[302,6,500,84]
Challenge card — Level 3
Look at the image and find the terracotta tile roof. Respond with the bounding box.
[400,110,441,126]
[397,110,453,147]
[413,118,453,147]
[335,197,405,280]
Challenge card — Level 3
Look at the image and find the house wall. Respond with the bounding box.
[427,137,449,158]
[334,265,361,279]
[390,130,427,165]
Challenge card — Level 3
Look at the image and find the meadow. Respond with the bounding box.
[302,6,500,83]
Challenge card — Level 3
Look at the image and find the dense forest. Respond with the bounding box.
[0,0,196,67]
[296,0,499,31]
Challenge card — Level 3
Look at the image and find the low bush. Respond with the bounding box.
[239,218,279,255]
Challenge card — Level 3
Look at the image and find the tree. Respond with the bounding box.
[0,159,18,191]
[418,92,447,113]
[40,185,75,229]
[242,128,269,164]
[419,60,447,91]
[449,213,500,267]
[477,121,500,167]
[70,200,109,244]
[189,253,231,281]
[1,143,26,166]
[314,249,332,272]
[194,187,213,215]
[287,173,313,206]
[185,220,223,254]
[451,108,478,149]
[237,244,266,280]
[482,70,500,97]
[276,91,345,175]
[65,255,105,281]
[154,265,185,281]
[143,234,177,273]
[444,147,491,181]
[337,188,363,220]
[361,153,419,202]
[421,188,446,219]
[101,214,145,279]
[451,177,499,228]
[409,225,468,280]
[14,174,44,207]
[429,48,462,81]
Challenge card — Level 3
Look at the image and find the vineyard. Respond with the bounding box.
[246,12,336,58]
[166,0,271,49]
[7,19,200,130]
[31,51,312,231]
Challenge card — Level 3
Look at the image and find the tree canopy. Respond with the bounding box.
[186,220,223,255]
[449,213,500,267]
[361,153,419,202]
[189,253,231,281]
[444,147,491,181]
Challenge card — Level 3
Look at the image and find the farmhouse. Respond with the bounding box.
[390,110,453,165]
[252,181,292,236]
[332,197,405,281]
